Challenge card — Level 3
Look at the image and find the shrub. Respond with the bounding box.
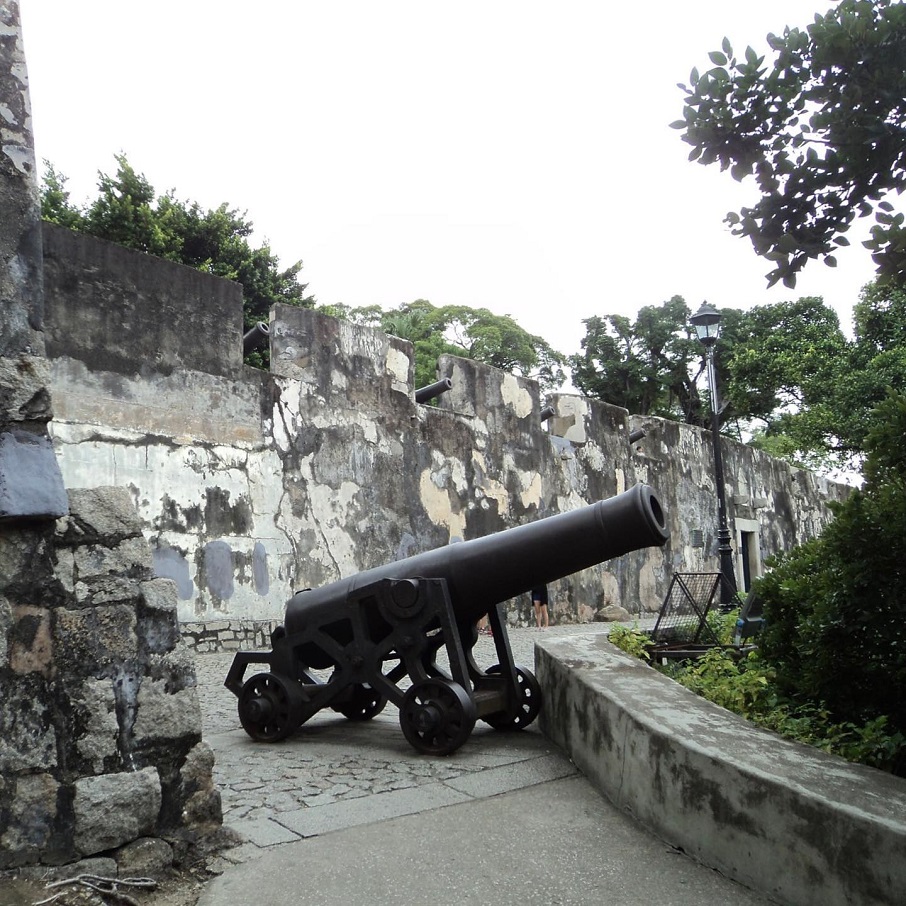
[756,391,906,739]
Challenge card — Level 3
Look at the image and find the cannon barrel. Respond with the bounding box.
[285,483,668,634]
[243,321,270,355]
[415,378,453,404]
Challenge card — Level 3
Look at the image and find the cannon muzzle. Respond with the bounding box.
[243,321,270,355]
[415,378,453,404]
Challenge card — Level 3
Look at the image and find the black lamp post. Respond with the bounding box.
[689,302,738,607]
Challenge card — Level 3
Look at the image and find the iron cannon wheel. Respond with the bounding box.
[399,678,477,756]
[481,664,542,730]
[238,672,305,742]
[332,683,388,721]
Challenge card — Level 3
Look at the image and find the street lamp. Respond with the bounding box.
[689,302,738,607]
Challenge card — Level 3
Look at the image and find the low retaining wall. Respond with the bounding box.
[536,633,906,906]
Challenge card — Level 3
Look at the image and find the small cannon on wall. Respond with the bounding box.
[415,378,453,404]
[225,484,669,755]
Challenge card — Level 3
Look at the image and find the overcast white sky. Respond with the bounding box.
[21,1,876,363]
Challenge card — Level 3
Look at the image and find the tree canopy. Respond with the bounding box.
[674,0,906,288]
[571,290,904,474]
[570,296,710,427]
[325,299,567,392]
[41,155,315,365]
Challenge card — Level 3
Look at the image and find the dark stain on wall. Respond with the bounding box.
[204,488,253,537]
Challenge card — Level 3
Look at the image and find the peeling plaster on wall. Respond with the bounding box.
[306,481,361,577]
[554,395,590,444]
[419,467,464,542]
[579,442,608,475]
[519,471,543,510]
[387,345,410,391]
[614,468,627,495]
[500,372,533,418]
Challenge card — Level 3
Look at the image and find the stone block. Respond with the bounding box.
[133,679,202,744]
[180,743,223,828]
[0,356,54,423]
[0,430,68,521]
[72,678,120,772]
[54,546,75,593]
[594,604,631,622]
[54,605,138,669]
[140,577,178,613]
[74,536,153,582]
[138,578,180,654]
[0,773,59,869]
[57,486,143,545]
[0,675,57,772]
[114,836,173,877]
[73,767,162,856]
[8,604,52,675]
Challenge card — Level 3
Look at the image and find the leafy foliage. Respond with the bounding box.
[570,296,712,426]
[754,390,906,762]
[326,299,567,391]
[665,649,905,773]
[607,625,652,661]
[674,0,906,288]
[40,155,315,365]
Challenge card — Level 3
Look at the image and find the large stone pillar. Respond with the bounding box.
[0,0,43,356]
[0,1,67,521]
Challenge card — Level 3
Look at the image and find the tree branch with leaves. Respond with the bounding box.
[674,0,906,288]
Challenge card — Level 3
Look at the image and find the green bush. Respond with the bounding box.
[756,391,906,742]
[666,649,906,774]
[608,624,652,661]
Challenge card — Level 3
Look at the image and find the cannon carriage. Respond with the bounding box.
[225,483,669,755]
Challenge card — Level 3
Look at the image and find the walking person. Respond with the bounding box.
[532,585,550,630]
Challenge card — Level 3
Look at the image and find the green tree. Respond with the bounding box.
[40,155,314,364]
[755,390,906,770]
[674,0,906,288]
[333,299,567,391]
[40,164,87,231]
[570,296,712,426]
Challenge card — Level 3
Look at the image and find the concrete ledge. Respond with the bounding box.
[536,632,906,906]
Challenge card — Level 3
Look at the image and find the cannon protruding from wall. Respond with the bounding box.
[225,484,669,755]
[629,428,647,445]
[415,377,453,404]
[540,405,556,422]
[242,321,270,356]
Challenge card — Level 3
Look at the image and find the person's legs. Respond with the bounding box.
[533,601,542,628]
[541,604,549,629]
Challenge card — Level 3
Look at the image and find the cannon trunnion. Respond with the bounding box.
[225,484,668,755]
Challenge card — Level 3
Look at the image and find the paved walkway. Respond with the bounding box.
[196,625,772,905]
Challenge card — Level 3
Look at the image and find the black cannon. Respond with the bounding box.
[225,484,668,755]
[242,321,270,356]
[415,378,453,404]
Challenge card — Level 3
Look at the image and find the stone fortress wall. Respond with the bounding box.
[41,221,850,647]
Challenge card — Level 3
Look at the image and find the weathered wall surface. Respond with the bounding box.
[41,223,849,644]
[0,488,222,868]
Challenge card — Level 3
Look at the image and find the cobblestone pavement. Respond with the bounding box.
[195,624,609,867]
